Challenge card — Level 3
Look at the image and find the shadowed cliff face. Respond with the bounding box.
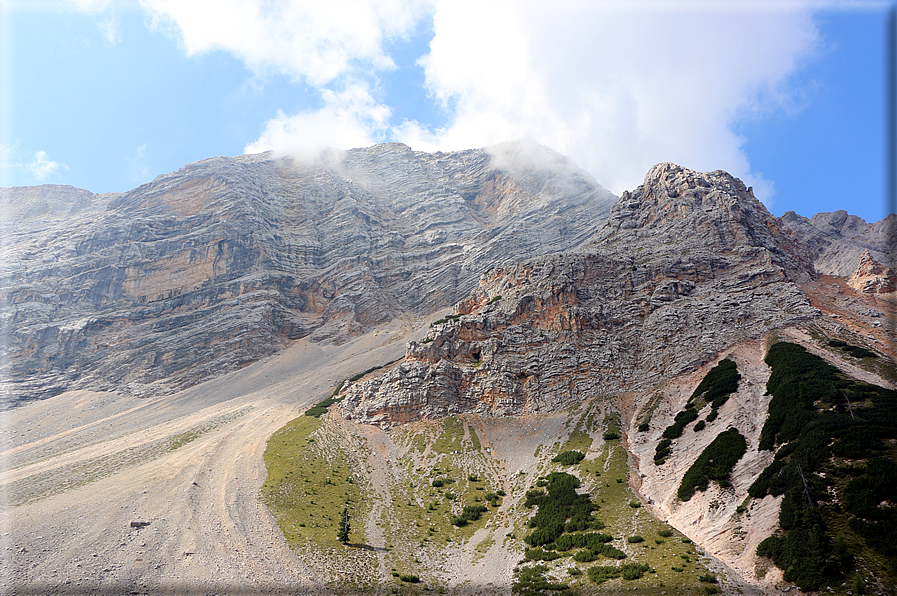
[340,163,821,426]
[0,142,615,406]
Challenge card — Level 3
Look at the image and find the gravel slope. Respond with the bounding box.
[1,317,418,595]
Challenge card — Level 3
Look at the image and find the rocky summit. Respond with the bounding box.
[340,162,821,426]
[0,141,614,407]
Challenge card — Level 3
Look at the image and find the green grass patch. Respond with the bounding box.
[261,416,364,549]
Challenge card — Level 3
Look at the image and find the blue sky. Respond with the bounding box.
[1,0,893,223]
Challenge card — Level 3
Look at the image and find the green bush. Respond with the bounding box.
[690,358,740,410]
[602,430,621,440]
[398,574,420,583]
[698,573,717,583]
[588,565,621,584]
[620,562,650,580]
[638,422,650,432]
[451,504,488,526]
[657,529,673,538]
[694,420,706,432]
[678,428,747,501]
[552,451,585,465]
[627,535,644,543]
[512,565,570,595]
[468,474,479,482]
[524,548,566,561]
[432,478,444,488]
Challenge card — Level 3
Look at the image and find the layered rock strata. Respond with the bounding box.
[778,209,894,275]
[0,141,614,406]
[341,163,820,426]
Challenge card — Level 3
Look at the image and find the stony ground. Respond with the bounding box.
[1,317,419,595]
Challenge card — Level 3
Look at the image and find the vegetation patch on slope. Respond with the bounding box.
[750,341,897,594]
[655,359,740,466]
[677,427,747,501]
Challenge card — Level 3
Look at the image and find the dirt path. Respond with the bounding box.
[1,318,416,595]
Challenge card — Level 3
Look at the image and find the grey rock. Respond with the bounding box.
[0,141,614,406]
[341,163,821,426]
[779,209,894,275]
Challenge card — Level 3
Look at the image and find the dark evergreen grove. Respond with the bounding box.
[655,358,741,465]
[750,342,897,592]
[677,427,747,501]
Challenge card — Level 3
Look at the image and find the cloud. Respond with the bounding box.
[244,83,392,158]
[1,143,67,182]
[140,0,431,86]
[27,150,66,180]
[132,0,821,206]
[98,13,121,44]
[400,0,821,205]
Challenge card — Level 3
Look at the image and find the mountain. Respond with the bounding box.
[2,143,894,596]
[778,209,894,276]
[341,162,820,425]
[0,141,614,407]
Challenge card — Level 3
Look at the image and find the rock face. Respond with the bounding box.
[778,209,894,275]
[849,249,896,295]
[0,141,615,407]
[340,163,820,426]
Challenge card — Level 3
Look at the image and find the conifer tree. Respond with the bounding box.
[337,507,350,543]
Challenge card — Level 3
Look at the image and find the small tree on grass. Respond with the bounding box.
[337,507,350,543]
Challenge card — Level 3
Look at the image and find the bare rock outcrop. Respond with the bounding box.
[848,248,896,295]
[340,163,820,426]
[0,141,614,406]
[779,209,894,275]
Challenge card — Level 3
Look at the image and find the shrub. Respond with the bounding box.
[588,565,621,584]
[468,474,479,482]
[567,567,581,575]
[620,562,651,580]
[690,358,740,409]
[657,529,673,538]
[552,451,585,465]
[694,420,706,432]
[524,548,565,561]
[698,573,717,583]
[627,535,644,543]
[629,501,641,508]
[398,574,420,583]
[705,410,718,423]
[512,565,569,595]
[432,479,444,488]
[678,428,747,501]
[638,422,650,432]
[603,430,621,440]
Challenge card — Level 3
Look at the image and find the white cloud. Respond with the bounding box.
[1,143,67,182]
[98,13,121,44]
[27,150,66,180]
[244,84,392,158]
[399,0,821,205]
[127,0,821,206]
[139,0,431,86]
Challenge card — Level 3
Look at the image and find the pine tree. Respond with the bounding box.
[337,507,350,543]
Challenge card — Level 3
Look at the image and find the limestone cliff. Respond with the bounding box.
[0,141,614,407]
[340,163,820,426]
[778,209,893,275]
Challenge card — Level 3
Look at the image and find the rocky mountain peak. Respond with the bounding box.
[595,163,813,282]
[341,163,821,427]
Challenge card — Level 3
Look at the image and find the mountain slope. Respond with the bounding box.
[341,163,819,425]
[0,141,614,407]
